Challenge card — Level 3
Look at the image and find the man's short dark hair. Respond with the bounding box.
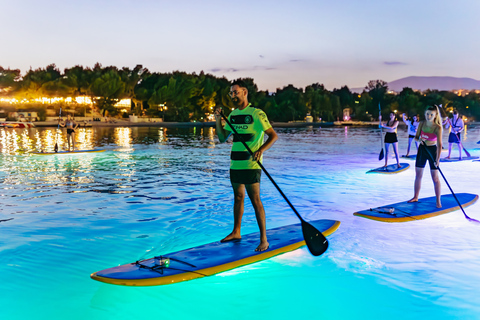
[231,79,248,89]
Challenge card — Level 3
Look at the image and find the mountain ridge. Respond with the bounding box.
[351,76,480,93]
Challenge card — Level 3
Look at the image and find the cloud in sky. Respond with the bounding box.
[210,66,276,73]
[384,61,407,66]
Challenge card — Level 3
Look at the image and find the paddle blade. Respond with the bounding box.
[379,148,384,161]
[54,143,58,153]
[301,220,329,256]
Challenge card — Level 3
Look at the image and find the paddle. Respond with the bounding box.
[378,103,384,160]
[437,105,471,157]
[54,107,62,153]
[421,142,480,223]
[219,110,329,256]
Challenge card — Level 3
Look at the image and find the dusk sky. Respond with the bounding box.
[1,0,479,91]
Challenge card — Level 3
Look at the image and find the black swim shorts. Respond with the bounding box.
[384,132,398,143]
[230,169,261,184]
[415,144,438,170]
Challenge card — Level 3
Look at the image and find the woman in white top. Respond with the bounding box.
[443,110,464,160]
[402,113,419,156]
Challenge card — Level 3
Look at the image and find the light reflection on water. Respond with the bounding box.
[0,124,480,320]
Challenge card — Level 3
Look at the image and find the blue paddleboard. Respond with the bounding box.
[440,156,479,162]
[366,163,410,174]
[354,193,478,222]
[91,219,341,286]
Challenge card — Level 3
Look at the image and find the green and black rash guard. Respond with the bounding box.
[225,104,272,170]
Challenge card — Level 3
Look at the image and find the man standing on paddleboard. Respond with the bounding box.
[214,80,278,252]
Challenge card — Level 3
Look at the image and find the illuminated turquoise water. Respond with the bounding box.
[1,125,480,320]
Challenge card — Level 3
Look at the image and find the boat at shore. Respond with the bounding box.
[0,121,36,128]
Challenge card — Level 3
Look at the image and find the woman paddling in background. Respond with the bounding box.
[408,105,443,208]
[379,112,400,169]
[59,114,78,151]
[402,113,419,156]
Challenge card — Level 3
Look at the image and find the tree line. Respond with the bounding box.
[1,65,479,122]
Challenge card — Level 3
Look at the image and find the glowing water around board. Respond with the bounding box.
[1,125,480,319]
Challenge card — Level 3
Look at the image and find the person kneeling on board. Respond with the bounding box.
[214,80,278,252]
[408,106,443,208]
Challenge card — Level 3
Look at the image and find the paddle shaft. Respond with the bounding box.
[219,111,305,223]
[54,108,62,152]
[378,104,384,160]
[421,143,479,223]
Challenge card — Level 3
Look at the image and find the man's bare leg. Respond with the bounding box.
[221,182,244,242]
[246,183,269,252]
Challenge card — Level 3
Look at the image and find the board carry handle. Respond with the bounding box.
[219,110,329,256]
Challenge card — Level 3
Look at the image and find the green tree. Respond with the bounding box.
[274,85,305,122]
[0,67,21,96]
[148,73,195,121]
[89,68,126,116]
[365,80,388,114]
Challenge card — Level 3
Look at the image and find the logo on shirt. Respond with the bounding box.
[245,115,252,124]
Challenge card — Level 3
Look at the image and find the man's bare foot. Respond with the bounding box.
[436,202,442,208]
[407,198,418,203]
[397,164,401,169]
[445,156,451,159]
[255,240,269,252]
[220,232,241,243]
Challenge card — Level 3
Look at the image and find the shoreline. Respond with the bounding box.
[23,120,373,128]
[8,120,480,129]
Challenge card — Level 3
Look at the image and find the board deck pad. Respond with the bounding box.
[354,193,478,222]
[91,219,341,286]
[440,156,479,162]
[366,163,410,174]
[32,149,105,155]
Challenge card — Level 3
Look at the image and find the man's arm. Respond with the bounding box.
[253,127,278,161]
[214,107,231,143]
